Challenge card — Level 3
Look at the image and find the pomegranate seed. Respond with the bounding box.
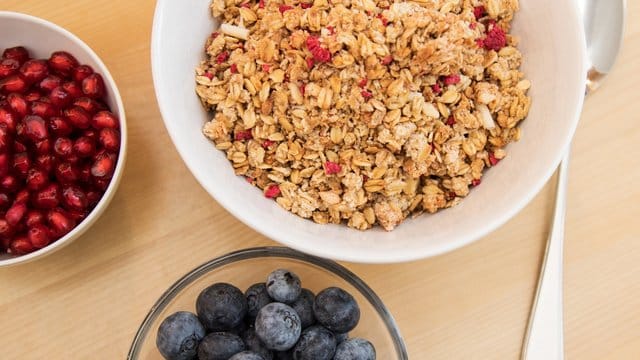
[73,136,96,158]
[78,163,91,182]
[90,151,116,179]
[86,190,101,206]
[6,202,27,226]
[488,152,501,166]
[1,175,18,193]
[25,210,45,227]
[24,90,41,102]
[67,209,87,223]
[381,55,393,65]
[81,73,106,98]
[2,47,30,65]
[264,185,280,198]
[72,65,93,83]
[62,186,87,210]
[83,129,98,140]
[23,115,49,141]
[471,179,481,187]
[0,74,28,93]
[49,116,73,136]
[63,106,91,129]
[0,218,12,237]
[33,184,60,209]
[0,108,17,131]
[54,137,73,158]
[98,128,120,152]
[30,100,57,119]
[0,193,11,210]
[26,168,49,191]
[9,235,34,255]
[19,59,49,83]
[93,177,110,191]
[0,153,9,177]
[13,140,27,152]
[12,152,30,177]
[0,58,20,78]
[28,223,51,248]
[35,154,55,173]
[61,81,83,99]
[48,86,72,109]
[7,93,28,118]
[91,110,119,129]
[47,208,74,236]
[72,97,104,115]
[15,189,29,204]
[324,161,342,175]
[35,139,51,155]
[0,124,11,151]
[48,51,79,75]
[38,75,62,93]
[55,162,79,184]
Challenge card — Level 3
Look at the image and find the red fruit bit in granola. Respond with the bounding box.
[299,83,306,96]
[358,78,368,88]
[279,5,293,14]
[216,51,229,64]
[306,57,315,69]
[301,2,312,8]
[241,2,251,8]
[473,6,486,20]
[482,25,507,51]
[489,152,501,166]
[245,177,255,184]
[469,22,477,30]
[381,55,393,65]
[361,90,373,100]
[265,184,281,198]
[443,74,460,85]
[235,129,253,141]
[262,140,275,148]
[472,179,481,187]
[259,0,265,8]
[326,26,335,35]
[211,32,220,39]
[230,63,239,73]
[262,64,271,73]
[447,192,457,200]
[306,36,331,63]
[431,83,442,94]
[324,161,342,175]
[376,14,389,26]
[446,115,456,126]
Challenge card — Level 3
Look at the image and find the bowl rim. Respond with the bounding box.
[0,11,128,267]
[151,0,588,263]
[127,246,409,359]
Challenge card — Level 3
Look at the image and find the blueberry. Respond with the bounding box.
[266,269,301,304]
[196,283,248,331]
[291,325,337,360]
[197,332,245,360]
[242,327,274,360]
[229,351,266,360]
[255,302,301,351]
[274,350,294,360]
[335,332,349,344]
[313,287,360,333]
[290,289,315,329]
[333,338,376,360]
[156,311,206,360]
[246,283,273,319]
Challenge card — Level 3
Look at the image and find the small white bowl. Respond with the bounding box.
[152,1,586,263]
[0,12,127,267]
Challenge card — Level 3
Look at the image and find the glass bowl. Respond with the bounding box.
[128,247,407,359]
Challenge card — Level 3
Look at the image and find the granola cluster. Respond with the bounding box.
[196,0,531,231]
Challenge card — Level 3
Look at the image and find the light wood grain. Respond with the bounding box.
[0,1,638,359]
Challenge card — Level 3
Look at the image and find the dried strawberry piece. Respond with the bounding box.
[446,115,456,126]
[211,32,220,40]
[235,129,253,141]
[230,63,239,74]
[376,14,389,26]
[473,5,486,20]
[469,22,478,30]
[471,179,481,187]
[358,78,367,88]
[204,72,214,80]
[443,74,460,86]
[488,152,501,166]
[279,5,293,14]
[259,0,265,8]
[301,2,312,8]
[241,2,251,7]
[299,83,306,96]
[381,55,393,65]
[482,25,507,51]
[306,36,331,63]
[262,64,271,73]
[265,185,281,198]
[324,161,342,175]
[431,83,442,95]
[326,26,335,35]
[245,177,255,184]
[262,140,275,148]
[216,51,229,64]
[361,90,373,99]
[447,192,457,200]
[306,57,315,69]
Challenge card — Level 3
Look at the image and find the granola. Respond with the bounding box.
[196,0,531,231]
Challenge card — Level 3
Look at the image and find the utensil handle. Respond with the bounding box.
[521,153,569,360]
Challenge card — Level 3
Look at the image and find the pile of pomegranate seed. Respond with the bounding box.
[0,46,121,256]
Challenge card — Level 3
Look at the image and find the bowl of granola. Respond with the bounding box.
[152,0,586,263]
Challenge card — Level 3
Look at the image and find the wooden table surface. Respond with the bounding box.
[1,1,639,359]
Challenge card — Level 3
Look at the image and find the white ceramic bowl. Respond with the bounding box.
[0,12,127,267]
[152,1,586,263]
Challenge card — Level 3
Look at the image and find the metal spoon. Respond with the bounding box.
[521,1,626,359]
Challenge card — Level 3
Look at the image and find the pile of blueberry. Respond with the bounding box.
[156,269,376,360]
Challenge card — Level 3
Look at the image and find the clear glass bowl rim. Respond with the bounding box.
[127,246,408,359]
